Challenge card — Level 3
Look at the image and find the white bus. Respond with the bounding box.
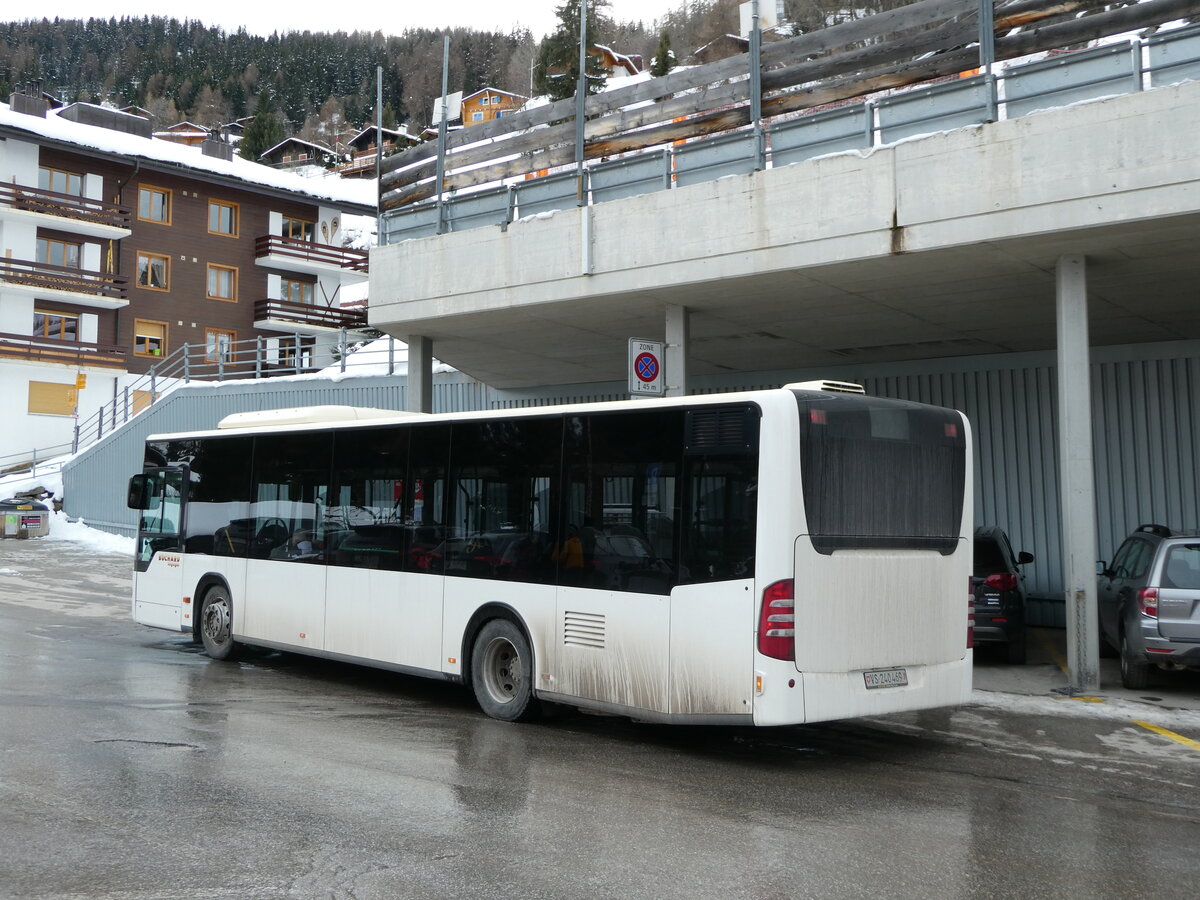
[127,382,973,725]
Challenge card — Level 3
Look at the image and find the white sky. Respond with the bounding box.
[19,1,682,40]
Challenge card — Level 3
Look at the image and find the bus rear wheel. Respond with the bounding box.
[470,619,539,722]
[199,586,239,661]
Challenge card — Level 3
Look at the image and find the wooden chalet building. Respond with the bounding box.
[339,126,420,178]
[0,91,375,465]
[461,87,528,127]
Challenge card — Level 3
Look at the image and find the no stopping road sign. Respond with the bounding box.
[629,338,664,396]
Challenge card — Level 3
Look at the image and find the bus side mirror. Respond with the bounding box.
[127,474,151,510]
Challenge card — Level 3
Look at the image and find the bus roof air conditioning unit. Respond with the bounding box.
[785,380,865,394]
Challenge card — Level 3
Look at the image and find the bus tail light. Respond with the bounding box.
[1137,588,1158,618]
[758,579,795,661]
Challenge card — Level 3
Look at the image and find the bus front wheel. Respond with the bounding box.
[470,619,539,722]
[199,586,239,661]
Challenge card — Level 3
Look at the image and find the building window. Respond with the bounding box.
[33,309,79,341]
[137,185,172,224]
[281,278,315,305]
[28,381,77,416]
[206,264,238,301]
[205,328,236,363]
[281,216,315,242]
[36,238,81,268]
[38,167,83,196]
[277,335,314,369]
[208,200,239,236]
[480,96,490,105]
[134,319,167,357]
[136,251,170,291]
[472,111,484,122]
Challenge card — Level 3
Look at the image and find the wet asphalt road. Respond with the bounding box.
[2,537,1199,900]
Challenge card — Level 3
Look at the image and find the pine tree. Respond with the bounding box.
[239,91,284,160]
[650,30,674,77]
[533,0,612,102]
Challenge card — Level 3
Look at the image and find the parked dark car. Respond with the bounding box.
[973,526,1034,664]
[1098,524,1200,689]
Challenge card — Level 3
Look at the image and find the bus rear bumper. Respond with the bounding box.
[754,655,973,726]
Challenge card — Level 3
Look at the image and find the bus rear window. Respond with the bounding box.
[795,393,965,555]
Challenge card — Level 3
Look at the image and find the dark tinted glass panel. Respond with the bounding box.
[328,427,409,571]
[796,393,966,555]
[403,425,451,573]
[682,454,757,583]
[563,411,681,594]
[446,417,562,585]
[250,432,333,563]
[155,437,253,556]
[972,536,1008,574]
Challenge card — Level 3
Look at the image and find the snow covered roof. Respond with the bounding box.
[261,136,337,158]
[462,86,529,104]
[347,125,419,149]
[0,100,375,212]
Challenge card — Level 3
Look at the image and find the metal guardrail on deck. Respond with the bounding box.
[381,3,1200,244]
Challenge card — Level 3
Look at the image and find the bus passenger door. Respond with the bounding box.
[131,468,187,631]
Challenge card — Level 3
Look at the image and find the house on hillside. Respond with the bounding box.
[0,90,375,466]
[461,87,528,126]
[339,125,421,177]
[259,137,340,171]
[591,45,642,79]
[154,120,211,146]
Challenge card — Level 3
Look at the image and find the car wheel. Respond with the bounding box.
[470,619,539,722]
[199,585,239,661]
[1119,630,1150,690]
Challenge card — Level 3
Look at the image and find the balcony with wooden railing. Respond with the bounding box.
[254,235,369,275]
[0,258,128,308]
[254,297,368,334]
[0,183,132,234]
[0,331,127,368]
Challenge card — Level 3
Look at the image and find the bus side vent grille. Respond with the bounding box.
[686,406,757,452]
[563,611,606,649]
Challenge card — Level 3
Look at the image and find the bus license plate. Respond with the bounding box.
[864,668,908,689]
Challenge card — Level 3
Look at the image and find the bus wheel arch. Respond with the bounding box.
[463,607,540,722]
[196,576,239,662]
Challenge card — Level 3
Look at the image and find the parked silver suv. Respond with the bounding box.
[1098,524,1200,689]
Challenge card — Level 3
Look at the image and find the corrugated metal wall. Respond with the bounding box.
[65,340,1200,602]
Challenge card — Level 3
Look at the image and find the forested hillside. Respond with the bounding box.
[0,2,917,142]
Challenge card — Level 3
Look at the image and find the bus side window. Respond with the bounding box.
[250,432,332,563]
[682,456,757,583]
[564,410,682,594]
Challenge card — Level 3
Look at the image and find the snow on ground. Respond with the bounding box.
[45,515,135,555]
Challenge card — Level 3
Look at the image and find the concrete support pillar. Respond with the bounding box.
[664,304,689,397]
[1055,254,1100,693]
[406,335,433,414]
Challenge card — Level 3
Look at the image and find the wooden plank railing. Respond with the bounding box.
[254,298,368,330]
[0,182,131,229]
[0,331,127,367]
[380,0,1199,212]
[254,235,369,272]
[0,258,128,300]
